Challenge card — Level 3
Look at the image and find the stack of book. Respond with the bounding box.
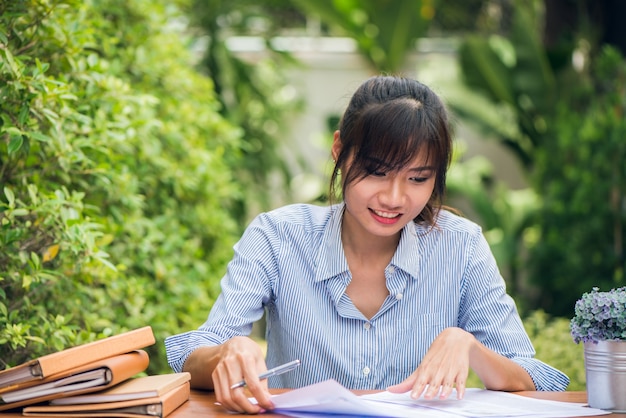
[0,326,190,417]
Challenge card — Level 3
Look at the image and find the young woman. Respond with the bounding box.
[165,75,569,414]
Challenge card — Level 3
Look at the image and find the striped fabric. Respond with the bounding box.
[165,203,569,391]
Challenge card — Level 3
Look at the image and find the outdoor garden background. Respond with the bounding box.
[1,0,625,391]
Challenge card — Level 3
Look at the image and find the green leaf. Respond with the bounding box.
[22,274,33,289]
[0,48,20,76]
[458,35,515,106]
[7,135,24,155]
[10,209,29,217]
[28,131,53,143]
[4,187,15,207]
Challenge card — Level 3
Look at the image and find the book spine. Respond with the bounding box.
[38,327,155,377]
[162,382,190,418]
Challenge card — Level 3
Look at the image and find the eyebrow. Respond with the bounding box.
[362,157,434,173]
[408,165,435,173]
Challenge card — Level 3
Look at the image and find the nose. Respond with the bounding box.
[379,176,404,208]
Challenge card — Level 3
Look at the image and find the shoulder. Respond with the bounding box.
[419,209,483,237]
[251,203,337,234]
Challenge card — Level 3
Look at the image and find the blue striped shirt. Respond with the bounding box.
[165,203,569,391]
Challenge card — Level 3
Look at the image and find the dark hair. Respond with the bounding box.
[329,75,453,226]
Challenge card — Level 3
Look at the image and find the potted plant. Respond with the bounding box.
[570,286,626,412]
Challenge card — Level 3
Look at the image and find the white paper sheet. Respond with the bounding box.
[269,379,610,418]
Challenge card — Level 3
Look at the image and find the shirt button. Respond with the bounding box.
[362,366,370,375]
[363,322,371,330]
[386,266,395,274]
[396,293,403,300]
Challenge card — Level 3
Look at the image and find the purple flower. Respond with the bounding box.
[570,287,626,344]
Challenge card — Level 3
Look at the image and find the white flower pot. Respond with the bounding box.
[584,340,626,412]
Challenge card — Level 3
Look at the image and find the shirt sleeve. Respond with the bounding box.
[165,213,278,373]
[458,229,570,391]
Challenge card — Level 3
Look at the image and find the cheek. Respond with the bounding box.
[343,185,366,208]
[413,183,436,207]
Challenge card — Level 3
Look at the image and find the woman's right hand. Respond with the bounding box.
[211,336,274,414]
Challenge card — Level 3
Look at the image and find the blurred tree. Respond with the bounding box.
[289,0,436,73]
[187,0,305,219]
[454,0,626,316]
[528,46,626,315]
[544,0,626,58]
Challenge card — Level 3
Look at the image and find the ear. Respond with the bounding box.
[331,130,341,162]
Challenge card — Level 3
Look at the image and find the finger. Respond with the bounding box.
[386,374,417,393]
[213,368,240,413]
[455,379,466,400]
[235,358,274,409]
[245,380,274,410]
[439,382,454,400]
[230,386,264,414]
[423,382,442,400]
[214,364,263,414]
[410,380,428,400]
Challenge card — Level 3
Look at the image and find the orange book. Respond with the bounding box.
[49,373,190,405]
[22,380,190,418]
[0,350,150,411]
[0,326,155,392]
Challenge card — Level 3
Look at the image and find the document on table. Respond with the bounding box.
[267,379,610,418]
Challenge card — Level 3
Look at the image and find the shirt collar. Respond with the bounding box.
[315,203,422,282]
[314,204,349,282]
[391,220,421,279]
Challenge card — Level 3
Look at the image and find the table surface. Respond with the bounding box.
[170,389,624,418]
[0,390,622,417]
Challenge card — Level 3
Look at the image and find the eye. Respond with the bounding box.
[365,166,388,177]
[410,171,434,183]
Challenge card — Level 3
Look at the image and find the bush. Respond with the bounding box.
[528,47,626,316]
[1,0,243,373]
[461,310,584,390]
[523,310,586,391]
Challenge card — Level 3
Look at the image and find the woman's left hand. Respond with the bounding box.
[386,327,476,400]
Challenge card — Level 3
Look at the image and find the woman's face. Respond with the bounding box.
[341,151,436,240]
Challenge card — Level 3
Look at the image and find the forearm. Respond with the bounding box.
[470,341,535,391]
[183,345,223,390]
[182,336,267,391]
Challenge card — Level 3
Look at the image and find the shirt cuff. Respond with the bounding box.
[165,331,222,373]
[513,357,570,391]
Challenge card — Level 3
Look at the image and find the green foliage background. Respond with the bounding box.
[455,0,626,317]
[528,47,626,315]
[1,0,614,392]
[0,0,243,374]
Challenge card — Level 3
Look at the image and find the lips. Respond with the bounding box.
[370,209,401,224]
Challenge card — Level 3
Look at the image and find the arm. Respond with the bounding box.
[456,231,569,392]
[166,213,282,414]
[389,224,567,399]
[183,337,274,414]
[387,327,534,400]
[467,330,535,391]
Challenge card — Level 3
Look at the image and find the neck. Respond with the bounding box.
[340,214,401,261]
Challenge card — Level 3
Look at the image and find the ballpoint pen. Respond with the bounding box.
[230,359,301,389]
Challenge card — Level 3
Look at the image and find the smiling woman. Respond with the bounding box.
[164,75,570,415]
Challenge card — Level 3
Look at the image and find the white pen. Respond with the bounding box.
[230,359,301,389]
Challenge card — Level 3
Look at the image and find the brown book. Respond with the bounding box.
[0,350,150,411]
[22,381,191,418]
[49,373,190,405]
[0,326,155,392]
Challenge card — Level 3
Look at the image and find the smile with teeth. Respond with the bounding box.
[372,209,400,219]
